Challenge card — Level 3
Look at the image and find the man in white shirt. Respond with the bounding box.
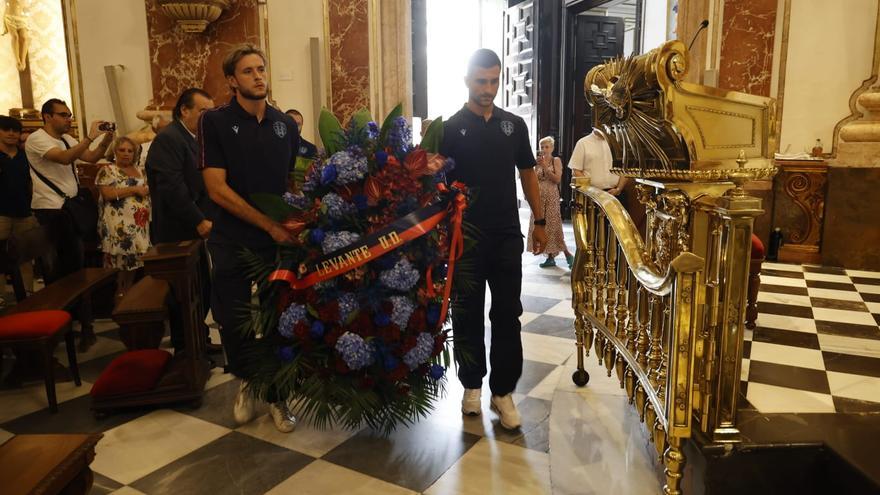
[25,98,113,279]
[567,129,628,196]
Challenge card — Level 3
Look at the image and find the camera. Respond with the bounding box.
[98,121,116,132]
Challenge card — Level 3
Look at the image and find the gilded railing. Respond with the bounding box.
[570,174,764,494]
[569,39,774,494]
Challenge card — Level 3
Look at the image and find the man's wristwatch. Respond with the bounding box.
[534,218,546,226]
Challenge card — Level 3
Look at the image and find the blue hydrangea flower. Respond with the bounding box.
[389,295,415,329]
[403,332,435,370]
[380,257,420,291]
[352,194,368,211]
[282,192,310,209]
[374,312,391,327]
[309,228,325,246]
[375,150,388,168]
[383,354,399,371]
[321,163,338,185]
[278,303,307,338]
[426,302,441,326]
[310,321,325,339]
[429,364,445,380]
[335,332,375,370]
[386,116,412,156]
[339,292,358,321]
[323,192,356,219]
[366,121,380,141]
[328,150,368,185]
[322,231,361,254]
[278,346,297,362]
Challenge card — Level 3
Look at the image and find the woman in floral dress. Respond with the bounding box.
[96,137,151,298]
[528,136,573,268]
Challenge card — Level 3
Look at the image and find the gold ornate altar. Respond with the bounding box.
[569,40,776,494]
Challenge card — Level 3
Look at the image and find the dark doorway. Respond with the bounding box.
[559,3,629,218]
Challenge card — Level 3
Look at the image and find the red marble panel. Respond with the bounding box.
[328,0,370,125]
[145,0,260,110]
[718,0,777,96]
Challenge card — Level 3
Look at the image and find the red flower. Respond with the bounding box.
[388,364,408,382]
[404,148,428,177]
[134,208,149,228]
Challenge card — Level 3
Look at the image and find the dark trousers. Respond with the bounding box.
[33,209,83,282]
[452,232,524,396]
[207,241,276,379]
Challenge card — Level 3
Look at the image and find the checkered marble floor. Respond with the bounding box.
[742,261,880,414]
[2,213,879,494]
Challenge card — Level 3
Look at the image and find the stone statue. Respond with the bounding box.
[2,0,30,72]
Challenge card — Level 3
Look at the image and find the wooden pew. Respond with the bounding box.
[112,275,171,350]
[0,433,102,495]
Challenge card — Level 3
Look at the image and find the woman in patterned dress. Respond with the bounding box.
[96,137,151,299]
[528,136,573,268]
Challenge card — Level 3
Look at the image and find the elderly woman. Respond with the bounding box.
[528,136,573,268]
[96,136,151,298]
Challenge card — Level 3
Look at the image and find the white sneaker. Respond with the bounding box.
[461,388,482,416]
[490,394,521,430]
[233,381,256,425]
[269,402,297,433]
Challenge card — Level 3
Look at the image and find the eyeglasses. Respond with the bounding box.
[53,112,73,119]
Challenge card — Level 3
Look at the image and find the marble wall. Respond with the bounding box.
[326,0,370,125]
[718,0,776,96]
[144,0,260,110]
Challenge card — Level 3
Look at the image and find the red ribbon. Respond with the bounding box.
[436,182,467,329]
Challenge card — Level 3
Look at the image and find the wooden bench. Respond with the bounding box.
[0,433,102,495]
[112,275,171,350]
[3,267,118,352]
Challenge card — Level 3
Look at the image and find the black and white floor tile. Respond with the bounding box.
[2,214,879,494]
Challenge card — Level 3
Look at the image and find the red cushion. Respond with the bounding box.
[90,350,172,398]
[0,310,72,340]
[751,234,765,259]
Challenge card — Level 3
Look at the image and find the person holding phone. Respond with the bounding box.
[529,136,574,268]
[25,98,114,280]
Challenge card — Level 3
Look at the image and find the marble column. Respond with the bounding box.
[326,0,371,125]
[144,0,261,112]
[718,0,777,96]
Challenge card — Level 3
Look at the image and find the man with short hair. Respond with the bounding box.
[440,49,546,430]
[201,44,300,433]
[147,88,215,244]
[25,99,113,280]
[284,108,318,159]
[0,115,38,305]
[146,88,218,354]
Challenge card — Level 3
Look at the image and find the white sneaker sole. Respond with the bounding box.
[489,402,521,430]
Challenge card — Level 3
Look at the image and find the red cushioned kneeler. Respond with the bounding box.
[91,350,172,398]
[0,310,71,339]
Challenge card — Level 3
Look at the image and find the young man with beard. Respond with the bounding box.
[200,45,300,433]
[440,49,546,430]
[25,99,113,280]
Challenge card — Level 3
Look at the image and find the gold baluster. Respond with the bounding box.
[615,355,626,388]
[635,383,647,422]
[653,419,667,458]
[647,295,665,391]
[615,244,629,340]
[624,366,636,404]
[594,211,607,323]
[603,339,616,378]
[584,202,597,312]
[595,331,605,366]
[625,270,639,353]
[644,402,657,441]
[604,224,618,331]
[636,286,650,369]
[663,437,685,495]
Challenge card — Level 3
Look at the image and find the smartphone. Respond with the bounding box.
[98,122,116,132]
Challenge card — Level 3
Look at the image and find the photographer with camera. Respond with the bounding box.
[25,98,114,280]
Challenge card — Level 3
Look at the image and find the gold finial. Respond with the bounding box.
[727,150,750,197]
